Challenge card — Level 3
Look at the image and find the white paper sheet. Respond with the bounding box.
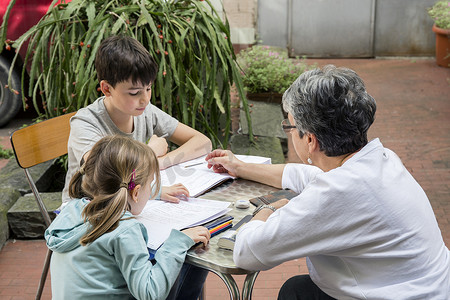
[136,197,231,249]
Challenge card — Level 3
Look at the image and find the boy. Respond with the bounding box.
[62,35,212,204]
[62,35,211,300]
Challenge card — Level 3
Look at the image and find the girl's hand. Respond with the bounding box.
[148,135,168,157]
[181,226,210,246]
[160,184,189,203]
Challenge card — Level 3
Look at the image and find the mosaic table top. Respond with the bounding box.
[186,178,278,274]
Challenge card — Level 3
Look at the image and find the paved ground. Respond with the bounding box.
[0,57,449,299]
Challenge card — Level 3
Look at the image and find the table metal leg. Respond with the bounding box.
[241,271,259,300]
[209,270,240,300]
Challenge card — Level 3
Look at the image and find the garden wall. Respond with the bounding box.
[211,0,256,52]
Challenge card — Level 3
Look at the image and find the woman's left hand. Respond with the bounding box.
[160,183,190,203]
[271,198,289,209]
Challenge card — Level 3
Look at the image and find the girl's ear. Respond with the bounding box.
[130,184,142,203]
[100,80,112,96]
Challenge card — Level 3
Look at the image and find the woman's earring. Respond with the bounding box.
[307,156,312,164]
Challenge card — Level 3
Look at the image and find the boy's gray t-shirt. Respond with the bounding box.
[62,97,178,203]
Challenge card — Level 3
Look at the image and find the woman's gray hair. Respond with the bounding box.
[282,65,376,156]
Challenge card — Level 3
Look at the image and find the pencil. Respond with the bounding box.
[209,220,233,234]
[184,161,206,168]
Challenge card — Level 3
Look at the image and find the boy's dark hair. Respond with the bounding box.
[95,35,158,87]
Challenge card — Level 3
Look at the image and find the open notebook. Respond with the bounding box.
[137,154,271,249]
[160,154,271,197]
[136,198,231,249]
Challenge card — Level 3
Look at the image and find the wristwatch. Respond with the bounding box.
[252,204,276,216]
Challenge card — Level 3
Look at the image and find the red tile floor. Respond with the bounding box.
[0,58,449,299]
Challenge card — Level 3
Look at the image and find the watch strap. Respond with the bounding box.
[253,204,276,216]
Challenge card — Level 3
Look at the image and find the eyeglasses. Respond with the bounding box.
[281,119,296,133]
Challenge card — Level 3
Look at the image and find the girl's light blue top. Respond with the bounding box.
[45,198,194,300]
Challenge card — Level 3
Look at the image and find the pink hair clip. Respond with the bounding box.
[128,169,136,190]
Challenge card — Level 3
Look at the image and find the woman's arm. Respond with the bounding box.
[206,149,286,188]
[158,123,212,169]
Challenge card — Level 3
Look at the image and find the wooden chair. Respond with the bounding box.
[10,112,76,300]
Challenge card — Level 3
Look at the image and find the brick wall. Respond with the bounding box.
[211,0,256,53]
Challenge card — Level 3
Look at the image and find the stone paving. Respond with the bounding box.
[0,57,449,299]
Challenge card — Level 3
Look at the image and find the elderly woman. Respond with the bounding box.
[206,65,449,299]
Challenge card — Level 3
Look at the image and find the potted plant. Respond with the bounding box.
[427,0,450,67]
[0,0,253,148]
[236,45,315,103]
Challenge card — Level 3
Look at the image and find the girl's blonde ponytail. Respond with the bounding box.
[68,135,160,245]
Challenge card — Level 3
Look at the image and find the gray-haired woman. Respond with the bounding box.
[206,65,449,300]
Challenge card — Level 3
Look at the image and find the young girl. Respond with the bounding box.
[45,135,210,300]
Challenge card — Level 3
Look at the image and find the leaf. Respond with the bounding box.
[213,89,225,114]
[0,0,17,53]
[85,18,109,73]
[86,2,96,28]
[61,0,83,19]
[187,76,203,101]
[136,14,148,27]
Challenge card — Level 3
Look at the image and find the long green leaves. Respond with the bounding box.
[0,0,17,50]
[0,0,253,148]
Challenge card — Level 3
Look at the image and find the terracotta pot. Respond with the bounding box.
[432,24,450,68]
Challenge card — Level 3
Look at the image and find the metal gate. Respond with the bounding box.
[257,0,436,58]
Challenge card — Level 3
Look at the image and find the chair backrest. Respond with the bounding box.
[10,111,76,227]
[10,112,76,169]
[9,112,76,300]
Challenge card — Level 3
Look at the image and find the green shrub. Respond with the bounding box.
[237,45,316,94]
[0,146,13,159]
[428,1,450,29]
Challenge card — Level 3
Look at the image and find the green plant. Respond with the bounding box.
[0,0,253,148]
[0,145,13,159]
[236,45,316,95]
[428,1,450,29]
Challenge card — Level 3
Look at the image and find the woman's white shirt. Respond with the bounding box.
[234,138,449,300]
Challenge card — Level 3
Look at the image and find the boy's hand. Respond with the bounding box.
[206,149,243,177]
[148,135,168,157]
[181,226,210,246]
[161,184,189,203]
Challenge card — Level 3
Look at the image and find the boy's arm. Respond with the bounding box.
[158,122,212,169]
